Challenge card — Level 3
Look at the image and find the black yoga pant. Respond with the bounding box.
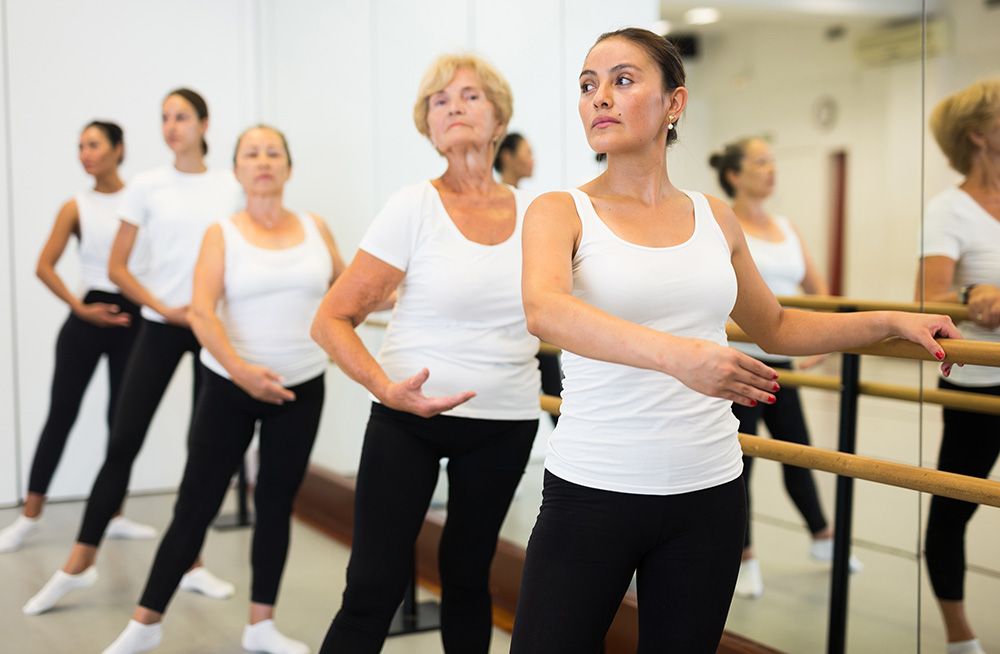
[27,291,140,495]
[925,379,1000,601]
[139,369,324,612]
[537,351,563,426]
[320,403,538,654]
[731,360,827,548]
[511,472,746,654]
[77,319,202,546]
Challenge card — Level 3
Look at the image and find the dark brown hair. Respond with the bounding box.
[165,87,209,155]
[708,139,753,198]
[494,132,525,173]
[83,120,125,164]
[592,27,686,146]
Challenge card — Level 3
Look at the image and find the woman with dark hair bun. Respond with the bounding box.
[511,27,960,651]
[0,121,156,554]
[708,137,860,600]
[23,88,244,616]
[494,132,534,188]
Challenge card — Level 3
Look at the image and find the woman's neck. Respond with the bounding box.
[732,196,769,225]
[173,150,207,174]
[439,145,498,195]
[92,171,124,194]
[245,192,285,227]
[500,169,520,189]
[600,148,675,205]
[963,157,1000,197]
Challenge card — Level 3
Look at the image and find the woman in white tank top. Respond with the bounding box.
[102,125,345,654]
[709,137,859,600]
[511,28,961,653]
[0,122,155,555]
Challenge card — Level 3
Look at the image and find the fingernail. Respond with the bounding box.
[768,395,776,404]
[772,373,779,380]
[772,383,780,392]
[935,351,945,360]
[749,400,758,407]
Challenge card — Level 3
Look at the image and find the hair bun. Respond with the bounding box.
[708,153,723,169]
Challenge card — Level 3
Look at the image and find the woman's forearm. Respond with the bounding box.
[760,308,896,356]
[108,263,165,315]
[35,263,83,312]
[189,309,247,378]
[312,316,393,399]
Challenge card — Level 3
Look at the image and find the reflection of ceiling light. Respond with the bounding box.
[685,7,720,25]
[651,19,673,36]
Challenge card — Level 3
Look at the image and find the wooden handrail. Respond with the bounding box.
[776,295,969,322]
[538,395,1000,508]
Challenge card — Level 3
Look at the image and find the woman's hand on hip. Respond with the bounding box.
[74,302,132,328]
[380,368,475,418]
[233,363,296,405]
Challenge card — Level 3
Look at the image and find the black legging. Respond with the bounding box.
[537,351,563,426]
[139,368,324,613]
[320,403,538,654]
[511,472,746,654]
[77,319,202,546]
[925,379,1000,601]
[27,291,140,495]
[731,360,827,547]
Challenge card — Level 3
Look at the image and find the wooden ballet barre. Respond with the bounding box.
[538,395,1000,508]
[725,324,1000,368]
[776,295,969,323]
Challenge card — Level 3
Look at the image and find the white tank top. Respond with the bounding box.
[732,216,805,363]
[76,189,126,293]
[200,214,332,386]
[545,189,743,495]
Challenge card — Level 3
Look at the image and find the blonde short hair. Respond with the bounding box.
[412,54,513,141]
[929,79,1000,175]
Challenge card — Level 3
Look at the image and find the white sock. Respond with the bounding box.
[179,566,235,599]
[102,620,163,654]
[106,516,157,540]
[948,639,986,654]
[809,537,864,573]
[734,558,764,599]
[22,566,98,615]
[242,620,310,654]
[0,514,39,553]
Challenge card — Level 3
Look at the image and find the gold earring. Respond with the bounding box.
[667,115,675,130]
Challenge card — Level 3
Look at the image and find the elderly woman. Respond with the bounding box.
[311,55,540,653]
[101,125,345,654]
[919,79,1000,654]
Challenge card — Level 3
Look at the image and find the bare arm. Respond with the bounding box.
[36,200,129,327]
[108,221,188,325]
[310,250,472,417]
[920,254,1000,329]
[522,192,779,407]
[188,225,294,404]
[718,196,960,365]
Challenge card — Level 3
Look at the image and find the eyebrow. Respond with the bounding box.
[579,63,639,78]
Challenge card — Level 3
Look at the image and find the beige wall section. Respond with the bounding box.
[0,0,22,506]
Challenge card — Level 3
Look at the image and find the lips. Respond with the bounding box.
[592,116,620,128]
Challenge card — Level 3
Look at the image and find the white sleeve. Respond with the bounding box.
[922,194,963,261]
[358,187,422,272]
[118,178,148,227]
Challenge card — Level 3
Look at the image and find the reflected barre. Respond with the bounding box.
[775,294,970,323]
[537,394,1000,509]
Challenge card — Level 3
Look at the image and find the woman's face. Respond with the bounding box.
[731,139,776,200]
[78,127,120,177]
[578,37,682,157]
[511,139,535,179]
[426,67,503,153]
[161,94,206,155]
[233,127,291,195]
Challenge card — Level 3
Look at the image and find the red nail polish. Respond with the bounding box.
[750,400,758,407]
[772,383,780,392]
[768,395,776,404]
[772,373,779,380]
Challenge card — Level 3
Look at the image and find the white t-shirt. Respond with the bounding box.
[546,189,743,495]
[119,166,243,323]
[201,214,332,386]
[76,189,126,293]
[732,216,805,363]
[360,181,540,420]
[923,186,1000,386]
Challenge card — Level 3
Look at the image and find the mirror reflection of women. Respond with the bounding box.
[102,125,344,654]
[709,138,859,600]
[494,132,534,189]
[919,79,1000,654]
[0,122,155,553]
[511,28,959,652]
[24,88,243,616]
[312,55,540,653]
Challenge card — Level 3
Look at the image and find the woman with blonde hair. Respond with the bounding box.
[919,79,1000,654]
[312,54,540,653]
